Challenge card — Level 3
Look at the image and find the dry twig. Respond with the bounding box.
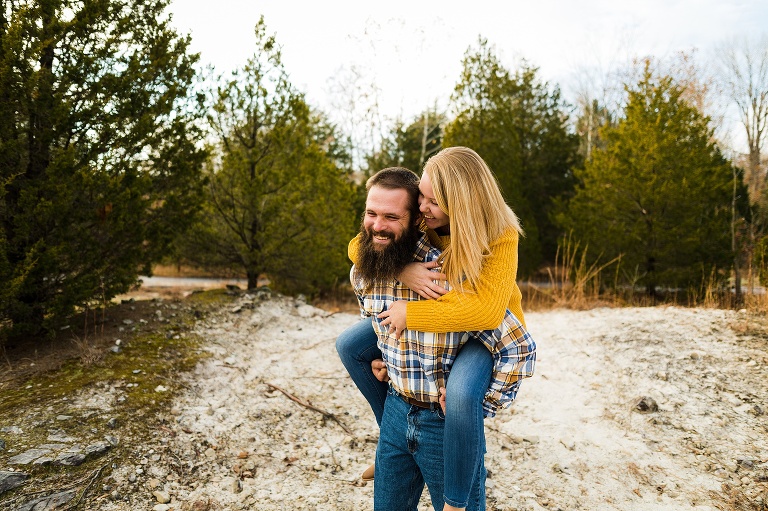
[266,382,353,435]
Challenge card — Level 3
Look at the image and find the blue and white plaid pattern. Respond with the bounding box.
[351,232,536,417]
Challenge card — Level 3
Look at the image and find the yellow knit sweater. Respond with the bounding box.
[347,227,526,331]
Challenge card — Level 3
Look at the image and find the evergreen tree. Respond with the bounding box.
[445,39,580,275]
[366,108,445,174]
[0,0,207,336]
[179,18,357,294]
[558,63,735,294]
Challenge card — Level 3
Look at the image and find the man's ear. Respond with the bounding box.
[413,212,423,226]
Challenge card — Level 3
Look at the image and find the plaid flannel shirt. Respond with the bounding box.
[351,232,536,417]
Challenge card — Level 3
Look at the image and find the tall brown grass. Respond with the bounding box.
[524,234,621,310]
[524,234,768,314]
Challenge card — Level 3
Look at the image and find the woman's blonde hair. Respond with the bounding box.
[423,146,523,292]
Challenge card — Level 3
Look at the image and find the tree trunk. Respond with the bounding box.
[247,270,259,290]
[732,166,743,305]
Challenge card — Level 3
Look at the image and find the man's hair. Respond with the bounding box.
[366,167,421,223]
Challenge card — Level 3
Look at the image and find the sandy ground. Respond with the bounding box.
[97,293,768,511]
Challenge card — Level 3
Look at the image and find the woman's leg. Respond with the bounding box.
[335,318,388,426]
[443,338,493,510]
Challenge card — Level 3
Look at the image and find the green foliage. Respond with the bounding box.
[0,0,207,337]
[558,62,735,294]
[367,108,445,174]
[178,17,358,295]
[444,39,581,275]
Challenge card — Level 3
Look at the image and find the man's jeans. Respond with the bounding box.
[374,387,487,511]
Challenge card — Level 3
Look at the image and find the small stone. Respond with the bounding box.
[85,441,111,457]
[0,439,5,451]
[9,448,52,465]
[0,426,23,435]
[0,470,29,493]
[155,385,168,392]
[128,473,137,483]
[105,435,119,446]
[153,505,170,511]
[204,447,216,459]
[148,478,161,489]
[222,477,242,493]
[522,435,540,444]
[634,396,659,413]
[47,431,76,442]
[153,490,171,503]
[16,490,76,508]
[55,452,86,466]
[56,415,73,421]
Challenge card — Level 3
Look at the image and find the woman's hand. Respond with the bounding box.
[397,261,447,299]
[378,300,407,339]
[371,359,389,382]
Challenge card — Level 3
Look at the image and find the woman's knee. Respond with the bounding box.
[335,320,377,362]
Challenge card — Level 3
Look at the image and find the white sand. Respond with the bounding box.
[103,295,768,510]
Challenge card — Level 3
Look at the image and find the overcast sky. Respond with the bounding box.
[169,0,767,152]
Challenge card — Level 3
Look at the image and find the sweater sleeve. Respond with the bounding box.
[405,229,522,332]
[347,233,362,264]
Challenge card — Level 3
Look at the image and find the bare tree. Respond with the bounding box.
[717,35,768,204]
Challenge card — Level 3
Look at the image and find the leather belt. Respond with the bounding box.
[399,393,437,410]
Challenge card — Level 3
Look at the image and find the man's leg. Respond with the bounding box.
[335,319,388,426]
[374,390,424,511]
[411,405,448,511]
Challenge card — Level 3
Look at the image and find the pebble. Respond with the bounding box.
[153,505,170,511]
[152,490,171,503]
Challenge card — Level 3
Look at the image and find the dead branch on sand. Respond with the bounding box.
[266,382,353,435]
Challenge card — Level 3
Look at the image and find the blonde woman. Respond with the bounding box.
[336,146,529,511]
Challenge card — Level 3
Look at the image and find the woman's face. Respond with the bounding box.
[419,172,450,233]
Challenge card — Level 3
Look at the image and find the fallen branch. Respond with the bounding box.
[266,382,353,435]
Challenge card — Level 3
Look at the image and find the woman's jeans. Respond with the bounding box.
[336,319,493,508]
[335,319,388,425]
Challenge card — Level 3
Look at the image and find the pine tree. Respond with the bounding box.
[0,0,207,337]
[445,39,580,274]
[178,18,357,294]
[559,62,735,294]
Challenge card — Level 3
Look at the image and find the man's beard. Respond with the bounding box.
[356,220,420,283]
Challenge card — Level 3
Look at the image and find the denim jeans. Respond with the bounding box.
[374,387,486,511]
[336,320,491,508]
[335,318,387,425]
[443,338,492,508]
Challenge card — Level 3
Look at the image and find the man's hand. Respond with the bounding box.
[371,359,389,382]
[397,261,448,299]
[378,300,407,339]
[439,387,447,414]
